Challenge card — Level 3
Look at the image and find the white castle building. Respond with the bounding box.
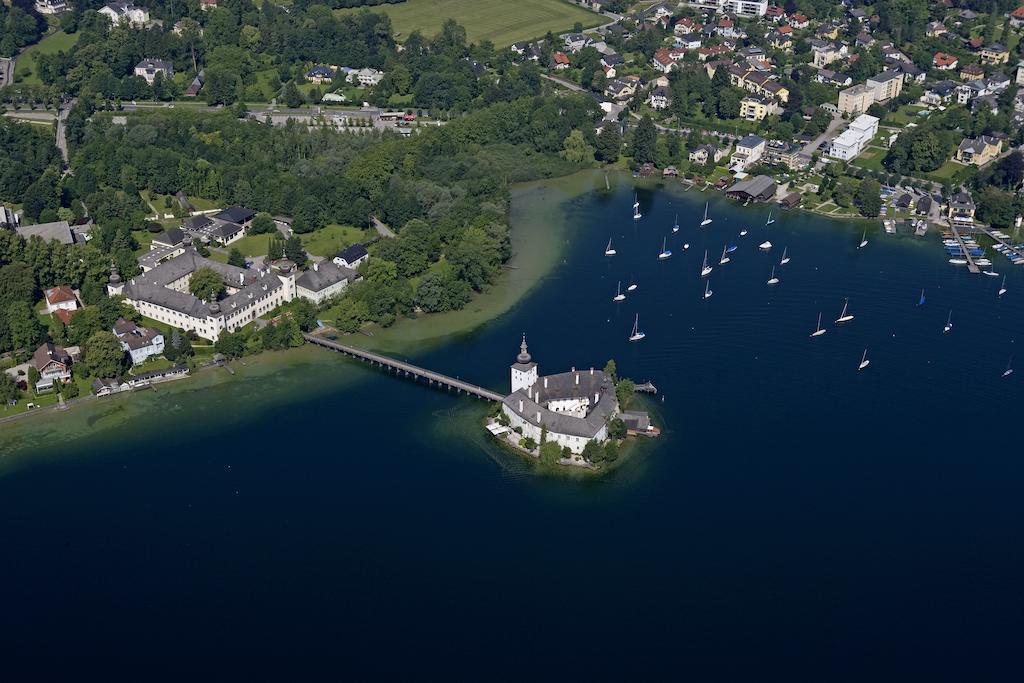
[501,337,619,454]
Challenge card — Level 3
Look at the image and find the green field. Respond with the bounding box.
[15,30,80,86]
[299,224,371,257]
[338,0,604,47]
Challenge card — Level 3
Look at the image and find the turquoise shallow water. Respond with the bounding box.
[2,180,1023,677]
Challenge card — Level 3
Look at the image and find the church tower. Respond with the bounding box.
[510,335,538,393]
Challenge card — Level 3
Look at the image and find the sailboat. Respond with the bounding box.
[780,247,790,265]
[658,236,672,260]
[810,312,826,337]
[858,230,868,249]
[672,213,679,233]
[633,194,642,220]
[628,314,645,342]
[613,281,626,302]
[766,210,775,226]
[703,280,713,300]
[1003,359,1014,378]
[701,250,713,276]
[726,243,738,253]
[917,288,926,306]
[998,275,1007,297]
[759,239,772,251]
[766,265,779,285]
[835,298,854,323]
[943,310,953,334]
[719,245,730,265]
[604,238,616,256]
[700,202,712,227]
[858,349,870,371]
[627,280,638,292]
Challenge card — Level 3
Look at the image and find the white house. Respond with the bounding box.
[32,343,72,392]
[828,114,879,161]
[112,318,165,365]
[730,134,766,169]
[134,59,173,85]
[294,261,359,304]
[99,1,150,27]
[34,0,69,14]
[333,244,369,269]
[44,286,78,314]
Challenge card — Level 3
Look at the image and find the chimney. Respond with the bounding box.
[594,392,599,404]
[544,377,548,389]
[590,367,594,375]
[519,399,523,412]
[536,411,541,423]
[313,262,319,271]
[575,373,579,386]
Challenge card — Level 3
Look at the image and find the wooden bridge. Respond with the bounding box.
[304,333,504,402]
[949,224,981,274]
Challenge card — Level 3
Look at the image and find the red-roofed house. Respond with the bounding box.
[933,52,959,70]
[651,48,674,73]
[788,13,809,29]
[53,308,79,326]
[777,25,793,35]
[45,285,78,314]
[1011,6,1024,28]
[765,5,785,22]
[552,52,570,70]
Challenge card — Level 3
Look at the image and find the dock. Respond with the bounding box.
[304,333,504,402]
[635,382,658,394]
[949,224,981,274]
[976,226,1024,262]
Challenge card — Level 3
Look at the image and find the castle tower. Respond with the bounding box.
[510,334,538,393]
[107,264,124,296]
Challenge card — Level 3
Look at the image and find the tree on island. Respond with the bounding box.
[82,330,126,379]
[190,267,225,302]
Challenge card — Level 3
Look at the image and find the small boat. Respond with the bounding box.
[739,229,748,237]
[943,310,953,334]
[780,247,790,265]
[703,280,712,300]
[949,258,967,265]
[613,281,626,302]
[672,213,679,233]
[719,245,730,266]
[998,275,1007,297]
[810,312,826,337]
[759,240,772,251]
[858,349,870,371]
[628,314,645,342]
[726,244,738,253]
[858,230,868,249]
[1003,359,1014,378]
[766,265,779,285]
[983,270,1000,277]
[701,250,713,277]
[835,298,854,324]
[604,238,616,256]
[633,193,642,220]
[683,242,690,250]
[627,281,638,292]
[700,202,712,227]
[658,236,672,261]
[917,288,926,306]
[766,210,775,226]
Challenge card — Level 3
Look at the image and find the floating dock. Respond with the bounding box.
[949,225,981,274]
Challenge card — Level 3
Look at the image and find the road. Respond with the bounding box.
[370,215,396,238]
[800,112,844,156]
[55,99,74,168]
[541,74,585,92]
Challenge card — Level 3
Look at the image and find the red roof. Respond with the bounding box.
[553,51,569,65]
[718,17,733,28]
[1012,6,1024,19]
[933,52,957,67]
[766,6,784,17]
[53,308,79,326]
[968,37,983,49]
[653,48,672,65]
[778,25,793,34]
[45,285,76,306]
[789,12,808,23]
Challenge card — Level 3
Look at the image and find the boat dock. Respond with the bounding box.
[635,382,658,394]
[304,333,504,402]
[949,225,981,274]
[977,226,1024,262]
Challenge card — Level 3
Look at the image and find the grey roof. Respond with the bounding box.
[184,215,213,231]
[958,135,999,154]
[294,261,358,293]
[16,221,74,245]
[136,59,173,73]
[727,175,777,199]
[868,69,902,84]
[336,243,368,264]
[214,206,255,224]
[503,369,618,439]
[737,134,765,149]
[153,227,184,247]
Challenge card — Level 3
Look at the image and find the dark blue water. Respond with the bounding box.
[2,182,1023,678]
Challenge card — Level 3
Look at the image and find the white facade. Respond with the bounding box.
[34,0,69,15]
[685,0,768,18]
[99,2,150,27]
[828,114,879,160]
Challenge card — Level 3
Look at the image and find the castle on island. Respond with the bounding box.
[501,337,620,455]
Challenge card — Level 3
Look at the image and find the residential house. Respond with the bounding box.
[888,60,925,84]
[677,35,702,50]
[306,66,336,84]
[960,64,985,81]
[838,70,904,114]
[816,69,852,87]
[767,31,793,50]
[685,1,768,18]
[675,17,700,35]
[213,206,256,229]
[915,195,932,216]
[920,80,958,105]
[765,4,784,21]
[647,86,672,110]
[828,114,879,161]
[730,67,790,103]
[730,134,766,169]
[333,244,369,269]
[91,378,131,397]
[134,59,173,86]
[600,53,624,69]
[200,0,218,9]
[955,136,1002,166]
[99,1,149,27]
[1011,6,1024,28]
[16,220,76,245]
[849,7,867,23]
[737,46,768,66]
[605,77,638,101]
[715,17,744,39]
[352,68,383,87]
[184,71,205,97]
[926,21,947,37]
[689,144,727,165]
[651,48,675,73]
[697,45,733,61]
[113,318,165,365]
[811,40,847,68]
[948,191,976,226]
[763,140,807,169]
[294,260,359,304]
[552,52,571,70]
[739,95,778,121]
[933,52,959,70]
[45,286,78,315]
[788,12,809,29]
[563,33,590,53]
[32,343,72,392]
[980,44,1010,65]
[34,0,68,14]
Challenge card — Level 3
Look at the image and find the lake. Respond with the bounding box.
[2,176,1022,678]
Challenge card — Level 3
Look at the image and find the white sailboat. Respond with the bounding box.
[943,310,953,334]
[810,312,826,337]
[759,239,772,251]
[1003,359,1014,378]
[998,275,1007,297]
[835,298,854,323]
[604,238,616,256]
[633,193,642,220]
[628,314,645,342]
[658,236,672,260]
[858,349,870,371]
[672,213,679,233]
[627,280,638,292]
[701,250,713,277]
[780,247,790,265]
[700,202,712,227]
[766,265,779,285]
[858,230,868,249]
[719,245,730,265]
[766,210,775,226]
[703,279,713,300]
[613,281,626,302]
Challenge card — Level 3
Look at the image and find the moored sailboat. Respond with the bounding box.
[766,210,775,226]
[810,312,826,337]
[633,193,641,220]
[700,202,712,227]
[658,236,672,260]
[998,275,1007,297]
[766,265,779,285]
[858,230,868,249]
[701,250,713,276]
[943,310,953,334]
[629,314,645,342]
[1003,359,1014,377]
[613,281,626,302]
[703,279,713,300]
[604,238,616,256]
[780,247,789,265]
[835,298,854,323]
[672,213,679,233]
[858,349,870,371]
[719,245,730,265]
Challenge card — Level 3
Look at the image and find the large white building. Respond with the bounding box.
[500,338,619,455]
[99,1,150,27]
[685,0,768,18]
[828,114,879,161]
[294,260,359,304]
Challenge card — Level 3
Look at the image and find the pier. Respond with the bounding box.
[976,226,1024,262]
[635,382,658,394]
[303,334,504,402]
[949,225,981,274]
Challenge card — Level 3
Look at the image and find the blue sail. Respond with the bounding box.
[918,290,926,306]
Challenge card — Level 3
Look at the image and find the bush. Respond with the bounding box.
[520,436,537,451]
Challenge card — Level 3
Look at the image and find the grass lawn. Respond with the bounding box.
[854,147,887,173]
[924,160,974,184]
[884,105,928,126]
[337,0,604,47]
[132,229,157,254]
[14,30,80,86]
[228,233,275,257]
[299,224,371,257]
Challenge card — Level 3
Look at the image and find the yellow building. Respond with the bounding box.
[980,44,1010,65]
[955,136,1002,166]
[739,96,778,121]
